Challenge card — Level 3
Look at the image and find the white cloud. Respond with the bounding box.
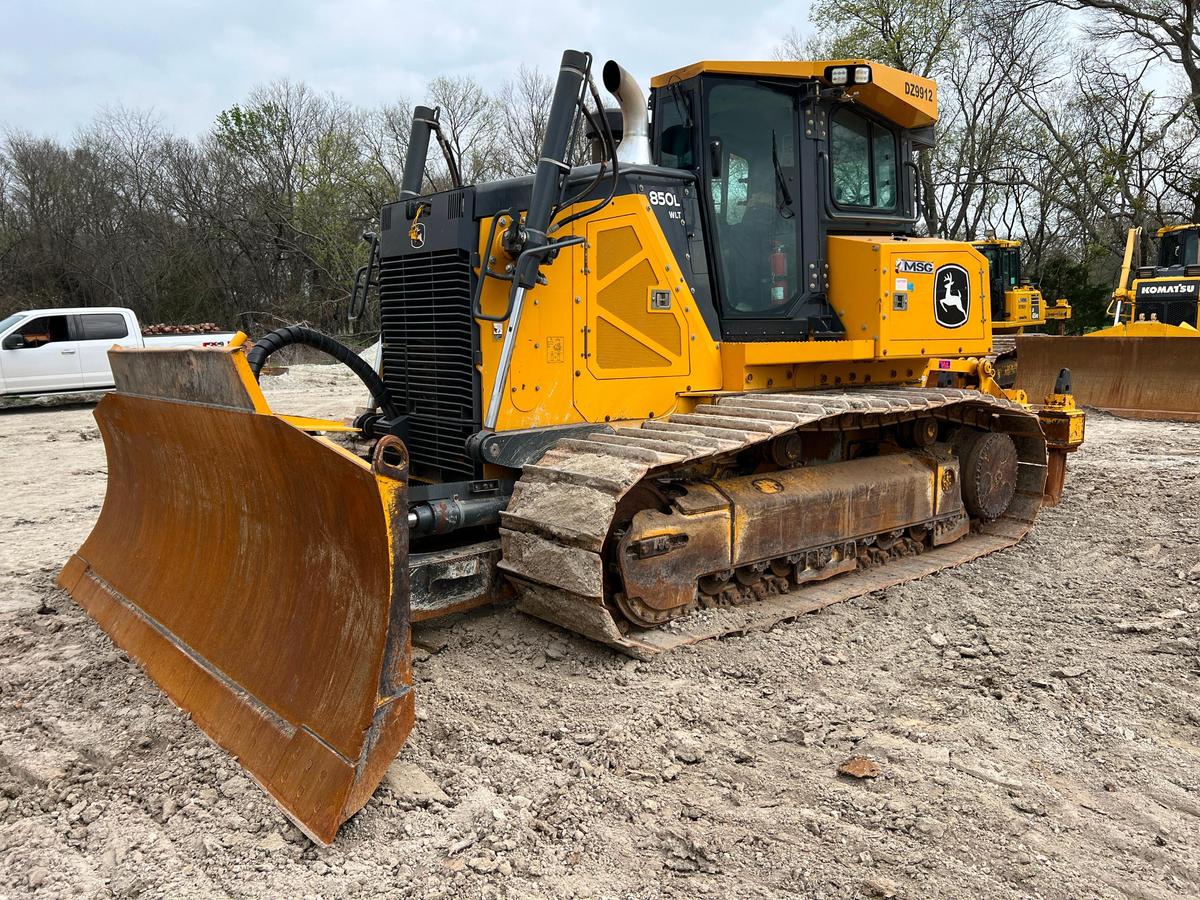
[0,0,811,138]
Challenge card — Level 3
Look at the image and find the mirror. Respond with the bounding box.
[2,333,26,350]
[709,138,723,178]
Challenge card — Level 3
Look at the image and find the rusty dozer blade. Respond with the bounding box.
[57,345,414,844]
[1016,333,1200,423]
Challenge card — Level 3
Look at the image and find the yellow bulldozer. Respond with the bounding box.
[58,51,1085,843]
[1017,224,1200,421]
[974,237,1072,334]
[972,237,1073,386]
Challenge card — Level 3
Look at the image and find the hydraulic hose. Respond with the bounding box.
[245,326,400,420]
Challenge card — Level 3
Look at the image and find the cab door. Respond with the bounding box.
[0,314,83,393]
[704,78,806,337]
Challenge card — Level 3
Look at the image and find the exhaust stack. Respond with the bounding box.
[602,60,651,166]
[400,106,438,198]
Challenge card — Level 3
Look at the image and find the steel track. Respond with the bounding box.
[499,387,1048,658]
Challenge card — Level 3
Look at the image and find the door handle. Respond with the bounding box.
[60,348,77,355]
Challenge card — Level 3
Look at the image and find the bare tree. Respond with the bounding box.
[805,0,970,78]
[1016,53,1197,272]
[359,101,413,201]
[926,4,1060,239]
[1045,1,1200,114]
[425,75,500,186]
[1041,0,1200,218]
[496,66,554,177]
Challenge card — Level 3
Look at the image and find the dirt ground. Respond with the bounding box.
[1,366,1198,899]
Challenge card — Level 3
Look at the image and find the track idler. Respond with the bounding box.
[58,343,415,844]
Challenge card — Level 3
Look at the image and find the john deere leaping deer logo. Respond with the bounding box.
[933,263,970,329]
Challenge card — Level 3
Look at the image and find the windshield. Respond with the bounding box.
[1003,248,1021,286]
[0,313,24,336]
[1159,230,1198,268]
[706,80,799,317]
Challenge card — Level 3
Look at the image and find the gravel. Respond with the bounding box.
[0,366,1198,898]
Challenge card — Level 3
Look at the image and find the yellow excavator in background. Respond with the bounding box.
[1017,224,1199,421]
[58,51,1085,843]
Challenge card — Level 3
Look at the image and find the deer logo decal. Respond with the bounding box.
[933,263,970,328]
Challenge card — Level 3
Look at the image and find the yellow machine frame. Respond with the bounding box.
[475,195,1004,433]
[1099,225,1200,336]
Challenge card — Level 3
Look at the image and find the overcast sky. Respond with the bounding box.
[0,0,811,140]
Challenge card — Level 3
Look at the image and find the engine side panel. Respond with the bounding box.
[474,191,724,430]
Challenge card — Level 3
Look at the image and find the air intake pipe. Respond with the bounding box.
[483,49,588,431]
[399,105,438,198]
[601,61,651,166]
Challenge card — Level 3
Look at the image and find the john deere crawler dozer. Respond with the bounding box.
[59,51,1085,843]
[1017,224,1200,421]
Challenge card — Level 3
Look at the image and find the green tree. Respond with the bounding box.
[1036,254,1113,332]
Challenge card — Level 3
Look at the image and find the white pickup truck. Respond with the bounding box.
[0,307,236,396]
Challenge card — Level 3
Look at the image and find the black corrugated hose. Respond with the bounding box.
[245,326,399,421]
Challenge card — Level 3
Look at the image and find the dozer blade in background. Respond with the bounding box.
[57,345,414,844]
[1016,334,1200,423]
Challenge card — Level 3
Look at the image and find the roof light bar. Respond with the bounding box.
[823,64,872,87]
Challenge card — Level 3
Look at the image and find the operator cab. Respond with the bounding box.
[974,239,1026,323]
[649,60,932,341]
[1156,225,1200,274]
[1130,225,1200,328]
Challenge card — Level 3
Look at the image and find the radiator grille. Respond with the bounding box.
[1138,299,1196,328]
[378,249,479,481]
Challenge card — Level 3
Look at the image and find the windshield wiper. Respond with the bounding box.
[772,129,795,219]
[670,82,694,128]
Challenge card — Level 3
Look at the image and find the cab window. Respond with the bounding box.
[1159,230,1198,268]
[80,313,129,340]
[830,108,897,211]
[12,315,70,348]
[1003,248,1021,287]
[655,88,695,170]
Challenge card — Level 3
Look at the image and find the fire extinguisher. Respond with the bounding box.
[769,241,788,305]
